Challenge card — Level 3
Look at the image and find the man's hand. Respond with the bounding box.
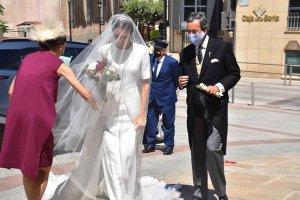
[206,85,220,95]
[196,83,223,98]
[179,76,189,88]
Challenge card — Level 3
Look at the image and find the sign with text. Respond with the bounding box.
[242,6,279,23]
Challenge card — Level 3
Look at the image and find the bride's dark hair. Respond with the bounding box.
[111,15,134,33]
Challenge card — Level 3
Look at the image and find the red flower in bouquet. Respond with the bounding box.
[96,58,108,74]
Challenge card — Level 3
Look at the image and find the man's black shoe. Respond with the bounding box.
[142,145,155,153]
[193,196,204,200]
[219,195,228,200]
[163,147,173,155]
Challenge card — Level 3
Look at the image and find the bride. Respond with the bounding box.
[43,14,180,200]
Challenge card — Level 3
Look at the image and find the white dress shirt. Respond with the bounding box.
[154,55,165,77]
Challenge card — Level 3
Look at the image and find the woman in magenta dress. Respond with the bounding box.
[0,23,96,200]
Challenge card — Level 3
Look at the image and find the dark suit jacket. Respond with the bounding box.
[179,37,240,154]
[149,55,179,106]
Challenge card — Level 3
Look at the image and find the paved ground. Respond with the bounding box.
[0,77,299,200]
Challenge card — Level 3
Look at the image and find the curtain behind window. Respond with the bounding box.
[73,0,86,28]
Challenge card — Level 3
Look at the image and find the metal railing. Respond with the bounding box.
[238,62,300,86]
[247,81,299,106]
[287,12,300,31]
[230,62,300,105]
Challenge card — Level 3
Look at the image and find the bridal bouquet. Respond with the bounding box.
[85,59,120,82]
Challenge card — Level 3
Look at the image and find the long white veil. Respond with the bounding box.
[44,14,150,199]
[53,14,147,154]
[44,14,180,200]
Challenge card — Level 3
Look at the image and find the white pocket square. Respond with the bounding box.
[211,58,219,63]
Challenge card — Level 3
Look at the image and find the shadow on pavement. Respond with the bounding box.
[179,185,217,200]
[167,184,218,200]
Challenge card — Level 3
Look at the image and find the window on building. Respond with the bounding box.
[184,0,207,20]
[182,1,207,48]
[286,51,300,74]
[287,0,300,30]
[86,0,92,26]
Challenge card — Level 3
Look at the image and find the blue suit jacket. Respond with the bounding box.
[149,55,179,106]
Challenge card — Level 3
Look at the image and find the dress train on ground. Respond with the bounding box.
[43,173,181,200]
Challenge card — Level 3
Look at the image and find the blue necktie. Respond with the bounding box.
[153,59,159,79]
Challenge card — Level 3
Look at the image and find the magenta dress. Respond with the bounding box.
[0,51,63,179]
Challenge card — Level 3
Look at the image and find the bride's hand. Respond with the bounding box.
[134,114,146,129]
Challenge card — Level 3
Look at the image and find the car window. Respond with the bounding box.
[0,48,38,70]
[62,48,84,62]
[0,45,87,70]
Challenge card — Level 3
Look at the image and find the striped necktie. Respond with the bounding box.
[197,46,203,64]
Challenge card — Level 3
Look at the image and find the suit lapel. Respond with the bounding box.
[187,45,198,81]
[199,38,217,80]
[190,58,198,81]
[151,55,156,68]
[150,55,156,79]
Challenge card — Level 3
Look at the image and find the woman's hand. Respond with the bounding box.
[86,95,99,110]
[134,114,146,129]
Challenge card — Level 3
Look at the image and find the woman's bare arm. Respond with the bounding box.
[57,63,97,108]
[134,79,150,128]
[140,79,150,117]
[8,77,16,100]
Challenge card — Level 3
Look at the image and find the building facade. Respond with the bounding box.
[3,0,299,78]
[167,0,300,77]
[0,0,122,43]
[235,0,300,77]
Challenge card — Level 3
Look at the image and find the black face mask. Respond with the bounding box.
[154,49,162,58]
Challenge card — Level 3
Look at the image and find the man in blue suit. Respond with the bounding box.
[143,39,179,155]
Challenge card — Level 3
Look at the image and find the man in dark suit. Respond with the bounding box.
[179,13,240,200]
[143,39,179,155]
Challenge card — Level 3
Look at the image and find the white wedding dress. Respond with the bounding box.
[42,43,181,200]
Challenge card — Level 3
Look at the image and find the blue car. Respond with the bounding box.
[0,38,88,125]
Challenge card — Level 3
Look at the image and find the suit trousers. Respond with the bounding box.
[144,100,175,148]
[190,115,226,199]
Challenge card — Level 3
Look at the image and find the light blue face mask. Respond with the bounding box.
[59,56,72,65]
[189,31,206,46]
